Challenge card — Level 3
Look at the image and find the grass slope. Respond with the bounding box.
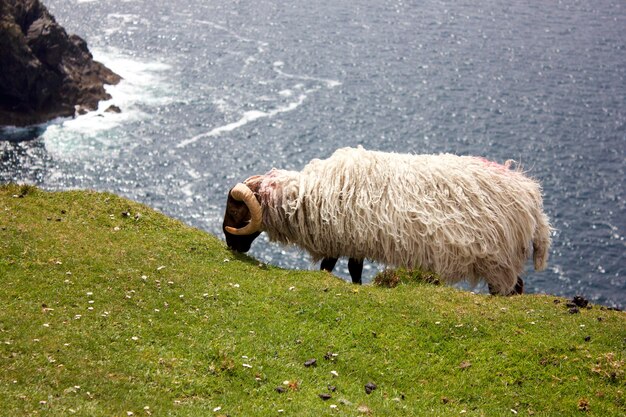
[1,184,624,416]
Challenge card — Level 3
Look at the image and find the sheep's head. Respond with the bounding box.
[222,183,263,253]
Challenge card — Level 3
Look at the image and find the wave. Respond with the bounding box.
[177,95,307,148]
[42,47,172,156]
[176,20,342,148]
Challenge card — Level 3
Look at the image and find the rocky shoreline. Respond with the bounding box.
[0,0,121,127]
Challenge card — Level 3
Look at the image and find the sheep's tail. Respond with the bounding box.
[532,209,552,271]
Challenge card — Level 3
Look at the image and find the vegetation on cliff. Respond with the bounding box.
[0,184,624,416]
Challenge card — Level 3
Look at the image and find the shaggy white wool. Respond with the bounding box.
[253,146,551,294]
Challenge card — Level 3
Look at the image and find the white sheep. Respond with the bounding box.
[222,146,552,295]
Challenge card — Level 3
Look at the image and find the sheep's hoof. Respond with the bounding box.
[489,277,524,296]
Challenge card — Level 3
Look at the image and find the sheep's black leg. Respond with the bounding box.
[348,258,363,285]
[488,277,525,296]
[320,257,338,272]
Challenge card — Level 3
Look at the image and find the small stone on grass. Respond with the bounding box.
[364,382,377,394]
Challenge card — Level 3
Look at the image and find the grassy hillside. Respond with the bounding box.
[1,184,624,416]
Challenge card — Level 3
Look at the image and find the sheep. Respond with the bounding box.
[222,146,552,295]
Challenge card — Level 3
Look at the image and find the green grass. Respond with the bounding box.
[1,184,624,416]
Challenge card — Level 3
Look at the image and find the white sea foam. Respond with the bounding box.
[42,48,172,156]
[104,14,142,36]
[196,20,257,44]
[178,95,307,148]
[76,0,137,3]
[273,67,342,89]
[175,20,341,148]
[178,68,340,147]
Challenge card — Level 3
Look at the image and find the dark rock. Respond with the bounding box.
[327,385,337,392]
[275,386,286,394]
[584,336,591,342]
[318,393,332,401]
[572,295,589,308]
[105,104,121,113]
[0,0,121,127]
[569,307,580,314]
[364,382,377,394]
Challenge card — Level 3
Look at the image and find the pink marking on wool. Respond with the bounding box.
[245,169,284,203]
[475,157,515,172]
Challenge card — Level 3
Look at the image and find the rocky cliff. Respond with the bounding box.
[0,0,121,127]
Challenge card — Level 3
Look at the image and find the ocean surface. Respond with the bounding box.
[1,0,624,308]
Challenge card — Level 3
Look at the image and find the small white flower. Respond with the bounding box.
[213,406,222,412]
[243,363,252,368]
[131,336,139,341]
[330,370,339,377]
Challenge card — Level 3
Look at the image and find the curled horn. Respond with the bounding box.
[225,183,263,235]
